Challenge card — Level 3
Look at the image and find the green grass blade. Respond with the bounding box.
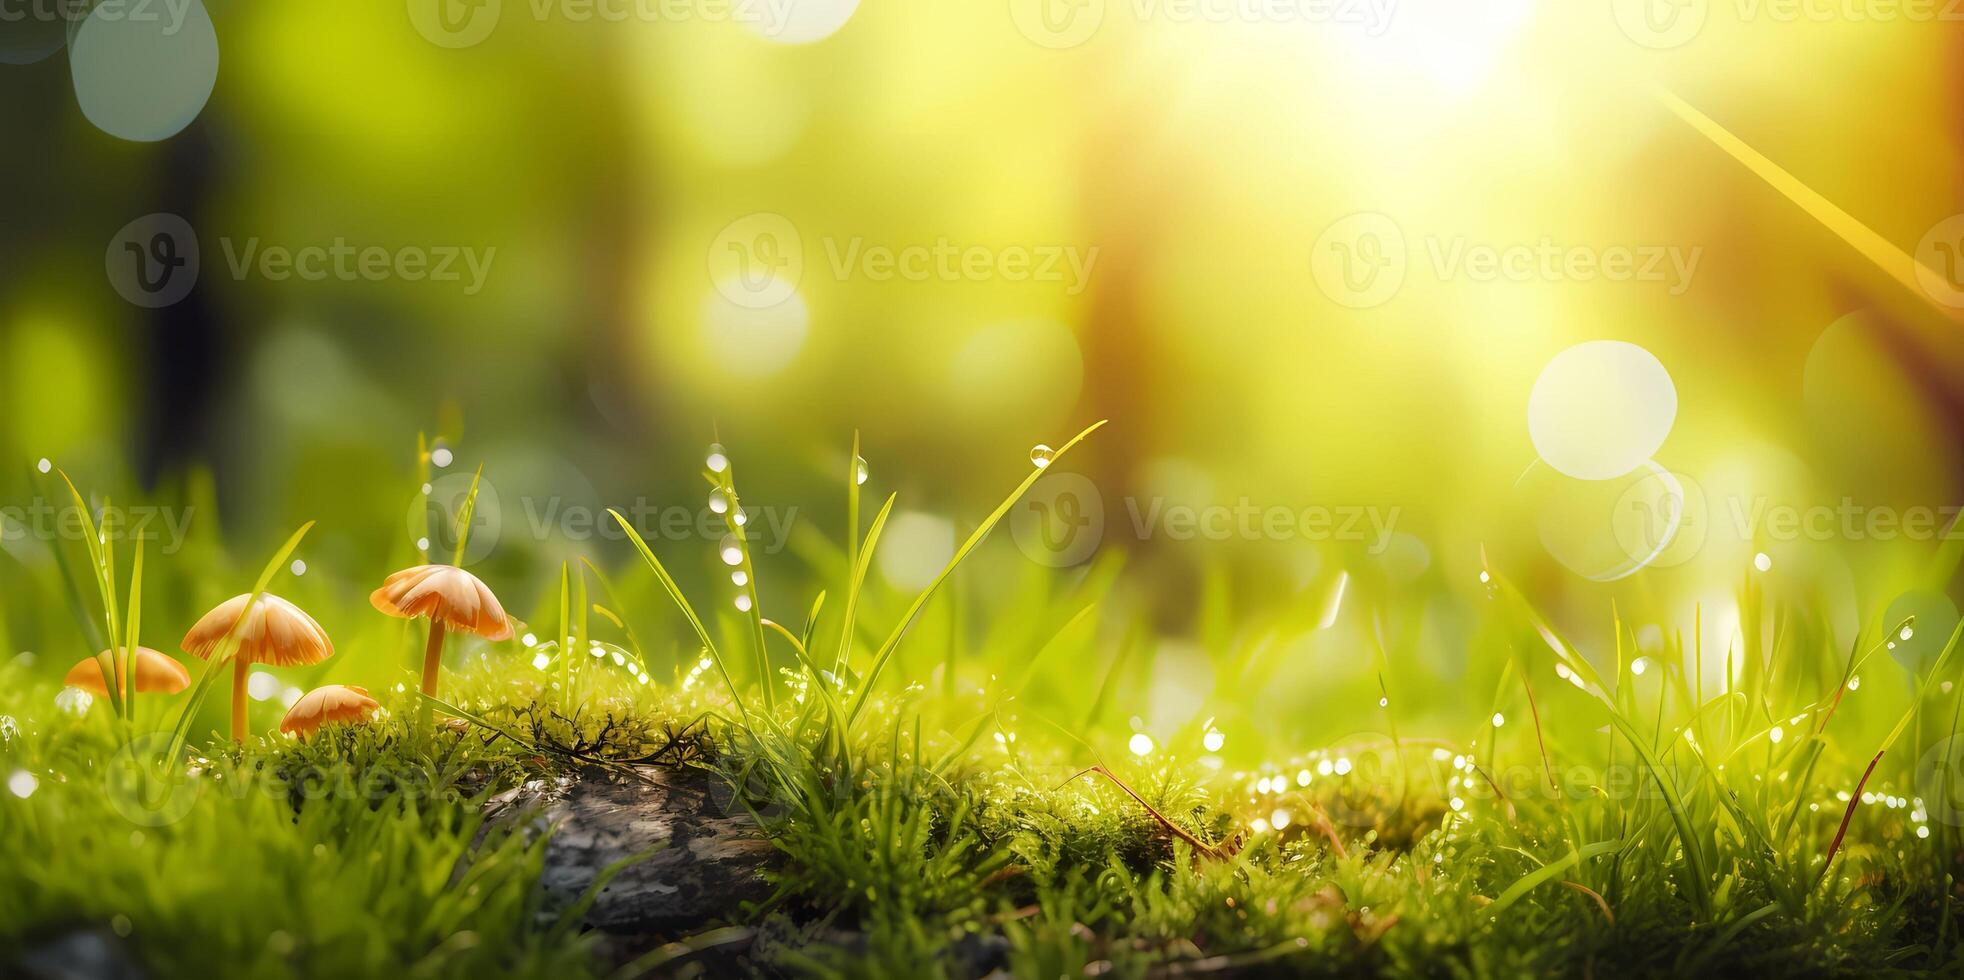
[847,420,1106,724]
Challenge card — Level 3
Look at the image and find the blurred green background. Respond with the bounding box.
[4,0,1964,762]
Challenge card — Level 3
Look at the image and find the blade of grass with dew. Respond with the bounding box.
[122,538,144,717]
[609,510,744,712]
[451,464,484,564]
[163,522,314,760]
[1488,839,1622,917]
[581,557,647,670]
[848,420,1107,724]
[57,473,127,719]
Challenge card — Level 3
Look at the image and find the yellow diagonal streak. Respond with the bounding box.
[1655,85,1948,314]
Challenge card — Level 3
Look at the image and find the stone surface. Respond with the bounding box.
[15,929,147,980]
[482,763,776,937]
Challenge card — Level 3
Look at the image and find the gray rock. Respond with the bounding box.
[482,764,776,937]
[16,929,146,980]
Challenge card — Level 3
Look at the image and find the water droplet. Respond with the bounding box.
[1901,625,1916,641]
[1491,712,1506,727]
[707,444,729,474]
[854,455,869,485]
[1202,730,1225,752]
[1846,675,1861,691]
[719,536,744,566]
[422,483,433,495]
[55,688,92,715]
[36,458,51,474]
[1630,658,1647,676]
[531,652,551,671]
[1127,733,1154,756]
[431,447,454,468]
[289,559,306,576]
[734,511,748,527]
[1378,696,1390,708]
[1754,552,1772,572]
[1030,444,1056,468]
[709,492,729,515]
[732,570,749,587]
[8,769,37,798]
[416,536,431,551]
[734,594,754,613]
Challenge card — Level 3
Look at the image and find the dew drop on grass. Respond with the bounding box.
[1754,552,1772,572]
[431,447,454,468]
[55,688,91,715]
[732,570,749,587]
[709,492,729,515]
[734,511,748,527]
[36,458,50,474]
[735,594,754,613]
[531,652,550,671]
[720,536,744,566]
[707,445,729,474]
[7,769,36,798]
[1491,712,1506,727]
[1202,730,1225,752]
[1127,733,1154,756]
[416,537,430,551]
[854,455,869,485]
[290,559,306,576]
[1030,444,1056,468]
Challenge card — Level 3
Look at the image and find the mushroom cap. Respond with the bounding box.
[63,647,192,695]
[182,593,334,668]
[280,684,380,737]
[370,565,513,640]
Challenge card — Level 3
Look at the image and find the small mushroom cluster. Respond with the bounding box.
[64,562,512,742]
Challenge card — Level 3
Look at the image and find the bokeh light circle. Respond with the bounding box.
[701,282,809,377]
[1528,340,1677,481]
[69,0,219,142]
[738,0,858,44]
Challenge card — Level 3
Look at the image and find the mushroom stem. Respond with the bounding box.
[231,656,249,742]
[421,622,447,699]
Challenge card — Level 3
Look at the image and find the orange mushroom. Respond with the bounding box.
[280,684,380,738]
[182,593,334,742]
[370,564,512,702]
[63,647,192,698]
